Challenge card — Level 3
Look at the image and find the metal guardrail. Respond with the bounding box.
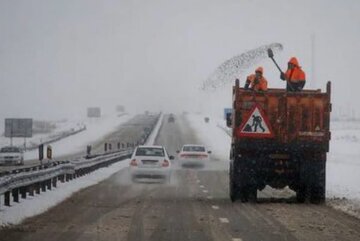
[0,150,133,207]
[0,113,162,209]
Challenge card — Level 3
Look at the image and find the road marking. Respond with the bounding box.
[207,196,213,199]
[219,217,229,223]
[211,205,219,210]
[202,190,208,193]
[232,238,243,241]
[200,185,205,188]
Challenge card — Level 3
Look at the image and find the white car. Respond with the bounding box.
[177,144,211,168]
[0,146,24,166]
[129,145,173,182]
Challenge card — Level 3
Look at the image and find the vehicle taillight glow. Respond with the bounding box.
[130,159,138,166]
[162,160,169,167]
[180,153,208,158]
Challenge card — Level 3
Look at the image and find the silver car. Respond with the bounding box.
[177,144,211,168]
[129,145,173,182]
[0,146,24,166]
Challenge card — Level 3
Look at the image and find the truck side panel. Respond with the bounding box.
[233,86,331,152]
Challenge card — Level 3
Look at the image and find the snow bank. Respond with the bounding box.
[185,114,231,161]
[186,113,360,218]
[145,113,163,145]
[23,114,133,160]
[326,121,360,217]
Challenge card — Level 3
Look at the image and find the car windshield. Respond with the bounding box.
[0,147,20,153]
[183,146,206,152]
[135,147,165,157]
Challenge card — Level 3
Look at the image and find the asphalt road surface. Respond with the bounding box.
[1,115,360,241]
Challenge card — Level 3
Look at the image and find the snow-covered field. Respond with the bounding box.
[186,113,360,219]
[0,113,162,226]
[0,114,133,161]
[0,119,84,150]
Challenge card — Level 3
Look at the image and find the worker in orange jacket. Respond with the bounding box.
[280,57,306,92]
[244,67,268,91]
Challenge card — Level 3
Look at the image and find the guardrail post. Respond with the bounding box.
[35,182,40,194]
[28,185,34,196]
[12,188,19,203]
[41,181,46,192]
[20,186,27,199]
[52,177,57,188]
[4,191,10,206]
[59,174,65,183]
[47,179,52,190]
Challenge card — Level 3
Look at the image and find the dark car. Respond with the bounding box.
[168,114,175,123]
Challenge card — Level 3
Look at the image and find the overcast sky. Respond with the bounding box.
[0,0,359,119]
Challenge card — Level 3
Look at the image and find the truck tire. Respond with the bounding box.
[229,161,241,202]
[310,159,326,204]
[298,156,326,204]
[297,159,309,203]
[296,186,307,203]
[238,156,257,203]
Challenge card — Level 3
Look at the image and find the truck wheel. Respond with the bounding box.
[247,187,257,203]
[298,157,312,203]
[296,186,306,203]
[239,157,257,203]
[310,160,326,204]
[230,162,241,202]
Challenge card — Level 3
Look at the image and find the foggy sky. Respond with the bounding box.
[0,0,359,120]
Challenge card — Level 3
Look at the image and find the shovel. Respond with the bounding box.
[267,48,295,91]
[267,48,283,74]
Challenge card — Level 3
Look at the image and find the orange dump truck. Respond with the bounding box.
[227,79,331,203]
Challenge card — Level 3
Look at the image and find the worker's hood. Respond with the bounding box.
[255,66,263,74]
[288,57,300,67]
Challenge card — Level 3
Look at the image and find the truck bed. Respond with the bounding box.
[232,81,331,152]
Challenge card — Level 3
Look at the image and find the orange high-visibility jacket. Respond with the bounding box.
[285,57,306,83]
[246,67,268,91]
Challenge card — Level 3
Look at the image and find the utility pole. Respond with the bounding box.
[311,34,316,89]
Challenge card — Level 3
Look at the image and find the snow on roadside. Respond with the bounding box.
[185,114,231,161]
[23,114,133,160]
[326,121,360,218]
[145,113,163,145]
[186,113,360,219]
[0,113,162,226]
[0,160,129,226]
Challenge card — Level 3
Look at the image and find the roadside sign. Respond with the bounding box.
[224,108,232,120]
[87,107,101,118]
[5,118,33,138]
[237,104,274,138]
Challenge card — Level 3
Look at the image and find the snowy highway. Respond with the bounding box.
[1,115,360,241]
[0,114,155,173]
